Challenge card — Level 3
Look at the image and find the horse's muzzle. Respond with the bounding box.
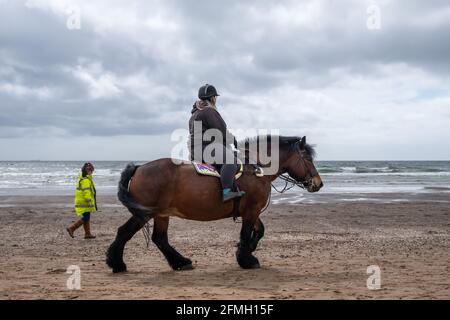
[307,176,323,193]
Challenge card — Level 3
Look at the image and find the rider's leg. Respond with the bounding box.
[208,143,245,202]
[220,163,238,192]
[219,146,245,202]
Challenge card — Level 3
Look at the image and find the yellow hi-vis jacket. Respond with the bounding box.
[74,174,97,216]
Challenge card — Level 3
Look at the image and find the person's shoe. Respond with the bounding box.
[83,221,96,239]
[222,189,245,202]
[66,219,83,238]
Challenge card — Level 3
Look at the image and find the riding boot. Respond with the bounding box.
[66,219,84,238]
[220,164,245,202]
[83,221,96,239]
[222,188,245,202]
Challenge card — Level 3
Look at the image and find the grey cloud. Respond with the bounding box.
[1,0,450,159]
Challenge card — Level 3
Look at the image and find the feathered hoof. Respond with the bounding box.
[178,263,195,271]
[112,263,127,273]
[247,262,261,269]
[236,251,260,269]
[170,258,194,271]
[106,253,127,273]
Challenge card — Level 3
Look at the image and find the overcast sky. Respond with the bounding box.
[1,0,450,160]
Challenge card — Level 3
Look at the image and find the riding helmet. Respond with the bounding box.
[198,84,220,100]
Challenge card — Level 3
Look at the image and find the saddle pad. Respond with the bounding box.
[192,162,243,180]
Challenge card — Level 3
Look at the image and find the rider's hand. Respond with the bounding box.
[230,144,240,153]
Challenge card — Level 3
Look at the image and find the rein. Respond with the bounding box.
[271,142,309,194]
[258,175,305,216]
[272,174,305,193]
[253,143,311,215]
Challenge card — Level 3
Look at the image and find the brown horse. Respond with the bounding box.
[106,135,323,273]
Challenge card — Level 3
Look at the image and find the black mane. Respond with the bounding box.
[238,135,316,159]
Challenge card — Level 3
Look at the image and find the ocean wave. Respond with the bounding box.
[316,167,342,173]
[318,166,449,175]
[355,167,384,173]
[321,171,450,177]
[1,161,450,194]
[423,186,450,191]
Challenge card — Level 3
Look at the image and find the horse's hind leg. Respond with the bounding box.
[152,216,194,271]
[106,216,148,273]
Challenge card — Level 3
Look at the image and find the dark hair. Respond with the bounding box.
[81,162,94,177]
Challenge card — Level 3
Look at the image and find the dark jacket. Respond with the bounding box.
[189,102,236,161]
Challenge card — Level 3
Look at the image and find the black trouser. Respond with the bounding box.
[215,163,239,190]
[205,143,239,190]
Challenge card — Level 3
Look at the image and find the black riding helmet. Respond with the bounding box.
[198,84,220,100]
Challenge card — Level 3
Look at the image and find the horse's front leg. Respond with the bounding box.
[236,210,261,269]
[249,218,265,253]
[152,216,194,271]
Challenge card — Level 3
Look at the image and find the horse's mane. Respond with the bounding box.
[237,135,316,160]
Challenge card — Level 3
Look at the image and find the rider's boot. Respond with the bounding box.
[220,163,245,202]
[222,188,245,202]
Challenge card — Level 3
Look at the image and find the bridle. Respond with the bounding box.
[271,141,317,194]
[273,174,305,192]
[248,140,319,216]
[259,144,315,215]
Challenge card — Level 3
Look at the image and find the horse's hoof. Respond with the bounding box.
[178,263,194,271]
[112,264,127,273]
[110,262,127,273]
[171,258,194,271]
[240,262,260,269]
[106,257,127,273]
[236,252,260,269]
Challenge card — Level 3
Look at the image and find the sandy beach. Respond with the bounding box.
[0,194,449,300]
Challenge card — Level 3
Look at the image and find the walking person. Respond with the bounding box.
[66,162,97,239]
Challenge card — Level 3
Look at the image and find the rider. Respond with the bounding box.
[189,84,245,202]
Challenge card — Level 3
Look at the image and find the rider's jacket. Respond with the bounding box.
[189,101,237,162]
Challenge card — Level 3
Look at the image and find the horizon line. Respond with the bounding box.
[1,159,450,162]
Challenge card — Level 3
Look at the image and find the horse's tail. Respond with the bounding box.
[118,162,156,222]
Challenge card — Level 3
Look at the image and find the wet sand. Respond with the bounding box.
[0,194,449,299]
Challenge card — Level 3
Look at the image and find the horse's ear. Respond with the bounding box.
[300,136,306,150]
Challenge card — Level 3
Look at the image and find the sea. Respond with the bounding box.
[1,161,450,204]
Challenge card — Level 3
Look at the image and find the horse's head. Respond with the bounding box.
[283,136,323,193]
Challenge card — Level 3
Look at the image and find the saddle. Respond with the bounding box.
[192,160,264,179]
[192,161,244,179]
